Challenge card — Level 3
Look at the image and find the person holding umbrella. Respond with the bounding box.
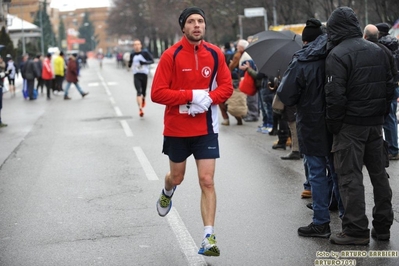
[277,18,344,238]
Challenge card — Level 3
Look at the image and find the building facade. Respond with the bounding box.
[0,0,12,29]
[8,0,116,54]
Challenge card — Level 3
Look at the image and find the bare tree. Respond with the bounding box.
[106,0,399,54]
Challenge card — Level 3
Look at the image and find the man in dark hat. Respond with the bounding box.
[151,6,233,257]
[375,22,391,38]
[277,18,344,239]
[375,22,399,160]
[325,7,394,245]
[301,18,323,43]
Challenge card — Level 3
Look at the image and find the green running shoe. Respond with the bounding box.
[198,234,220,256]
[156,186,176,217]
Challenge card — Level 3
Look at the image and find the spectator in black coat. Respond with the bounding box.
[325,6,394,245]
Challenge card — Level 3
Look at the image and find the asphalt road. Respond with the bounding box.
[0,57,398,266]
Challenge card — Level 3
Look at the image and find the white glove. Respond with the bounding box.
[191,90,212,110]
[188,103,207,117]
[0,72,5,78]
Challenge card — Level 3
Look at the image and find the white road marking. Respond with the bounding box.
[114,106,123,117]
[98,74,111,96]
[97,73,134,137]
[132,146,205,265]
[107,82,117,86]
[88,82,99,87]
[133,146,158,180]
[167,207,207,266]
[120,120,133,137]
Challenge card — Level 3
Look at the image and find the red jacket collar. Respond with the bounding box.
[181,36,204,51]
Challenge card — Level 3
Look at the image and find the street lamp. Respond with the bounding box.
[39,0,45,55]
[19,0,26,54]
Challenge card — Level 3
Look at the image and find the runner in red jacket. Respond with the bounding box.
[151,7,232,257]
[151,29,232,137]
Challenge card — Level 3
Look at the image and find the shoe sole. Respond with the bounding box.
[371,234,390,241]
[198,246,220,256]
[298,232,331,238]
[371,232,390,241]
[329,238,369,245]
[272,147,286,150]
[156,199,172,217]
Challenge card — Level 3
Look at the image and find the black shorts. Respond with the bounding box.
[7,77,14,85]
[162,134,220,163]
[134,73,148,97]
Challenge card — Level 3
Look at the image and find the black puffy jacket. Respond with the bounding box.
[277,34,331,156]
[325,7,395,134]
[378,35,399,82]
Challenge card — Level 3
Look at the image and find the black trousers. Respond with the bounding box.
[43,79,52,98]
[0,85,3,110]
[54,75,64,91]
[332,124,393,237]
[27,79,35,99]
[274,112,289,144]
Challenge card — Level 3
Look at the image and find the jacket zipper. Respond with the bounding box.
[194,46,198,70]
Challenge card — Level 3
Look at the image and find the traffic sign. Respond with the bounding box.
[244,7,266,18]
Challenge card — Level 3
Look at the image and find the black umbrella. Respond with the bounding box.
[245,30,302,78]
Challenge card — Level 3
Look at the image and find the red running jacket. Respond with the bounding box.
[41,58,53,80]
[151,36,233,137]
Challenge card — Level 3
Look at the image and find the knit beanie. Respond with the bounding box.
[302,18,323,42]
[178,7,206,30]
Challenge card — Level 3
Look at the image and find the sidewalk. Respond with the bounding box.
[0,75,52,166]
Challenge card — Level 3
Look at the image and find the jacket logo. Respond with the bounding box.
[202,67,211,78]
